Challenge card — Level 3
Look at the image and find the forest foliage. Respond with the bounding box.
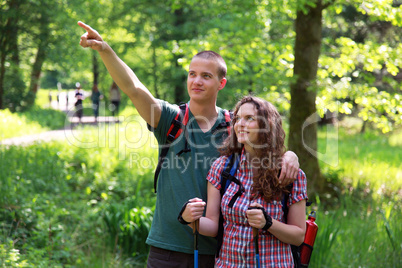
[1,0,401,132]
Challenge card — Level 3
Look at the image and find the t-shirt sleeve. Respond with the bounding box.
[147,100,179,144]
[288,169,308,206]
[206,156,228,191]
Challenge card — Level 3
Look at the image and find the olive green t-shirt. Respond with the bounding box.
[146,100,230,255]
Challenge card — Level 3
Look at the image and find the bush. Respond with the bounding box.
[103,199,153,264]
[2,66,30,112]
[0,240,29,267]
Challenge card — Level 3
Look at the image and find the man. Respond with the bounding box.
[78,21,299,268]
[109,81,121,122]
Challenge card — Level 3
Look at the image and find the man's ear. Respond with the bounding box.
[218,77,227,91]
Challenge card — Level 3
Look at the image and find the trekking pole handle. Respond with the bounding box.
[252,227,259,254]
[252,227,258,237]
[194,219,199,250]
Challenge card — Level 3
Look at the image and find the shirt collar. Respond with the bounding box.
[240,147,248,165]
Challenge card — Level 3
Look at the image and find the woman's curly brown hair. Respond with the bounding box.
[219,96,287,203]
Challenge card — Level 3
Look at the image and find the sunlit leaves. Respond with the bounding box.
[358,0,402,26]
[355,90,402,133]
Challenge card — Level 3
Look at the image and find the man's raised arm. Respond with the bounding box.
[78,21,161,128]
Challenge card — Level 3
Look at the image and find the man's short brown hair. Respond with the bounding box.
[193,51,227,80]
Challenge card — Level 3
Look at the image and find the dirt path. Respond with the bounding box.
[0,117,120,146]
[0,129,79,146]
[0,98,119,146]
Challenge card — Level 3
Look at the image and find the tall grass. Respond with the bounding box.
[0,120,156,267]
[311,190,402,267]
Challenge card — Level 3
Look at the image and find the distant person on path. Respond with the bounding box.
[78,21,300,268]
[74,82,84,123]
[91,84,103,122]
[56,92,60,108]
[66,90,69,109]
[48,91,52,107]
[110,81,121,122]
[181,96,308,267]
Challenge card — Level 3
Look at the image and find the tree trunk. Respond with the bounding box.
[172,8,187,104]
[92,52,99,86]
[29,44,46,95]
[0,0,21,109]
[0,45,6,110]
[28,9,51,104]
[29,33,48,97]
[288,1,324,194]
[173,54,187,103]
[152,44,160,99]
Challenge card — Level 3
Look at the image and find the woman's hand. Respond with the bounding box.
[181,198,206,223]
[246,202,266,229]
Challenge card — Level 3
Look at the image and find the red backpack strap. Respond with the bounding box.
[211,109,233,135]
[153,103,189,193]
[166,103,189,142]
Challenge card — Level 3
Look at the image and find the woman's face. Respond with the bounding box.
[234,103,261,151]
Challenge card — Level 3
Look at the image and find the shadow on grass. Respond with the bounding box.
[22,105,68,130]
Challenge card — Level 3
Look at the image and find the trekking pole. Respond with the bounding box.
[194,219,199,268]
[253,227,261,268]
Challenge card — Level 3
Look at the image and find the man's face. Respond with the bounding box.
[187,57,226,103]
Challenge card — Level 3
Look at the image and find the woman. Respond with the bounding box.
[74,82,84,123]
[180,96,307,267]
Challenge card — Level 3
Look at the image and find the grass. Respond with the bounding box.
[338,130,402,194]
[318,123,402,196]
[310,123,402,267]
[0,123,156,267]
[312,193,402,267]
[0,107,66,140]
[0,105,401,267]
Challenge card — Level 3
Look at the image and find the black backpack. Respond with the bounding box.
[216,154,310,267]
[152,103,232,193]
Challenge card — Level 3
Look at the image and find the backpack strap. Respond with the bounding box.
[211,109,233,135]
[154,106,230,193]
[220,154,243,207]
[282,182,293,223]
[216,154,242,256]
[153,103,189,193]
[281,183,302,268]
[282,176,312,268]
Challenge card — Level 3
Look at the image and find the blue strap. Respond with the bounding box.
[221,154,243,208]
[229,156,240,176]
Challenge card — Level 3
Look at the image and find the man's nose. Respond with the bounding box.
[194,76,203,85]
